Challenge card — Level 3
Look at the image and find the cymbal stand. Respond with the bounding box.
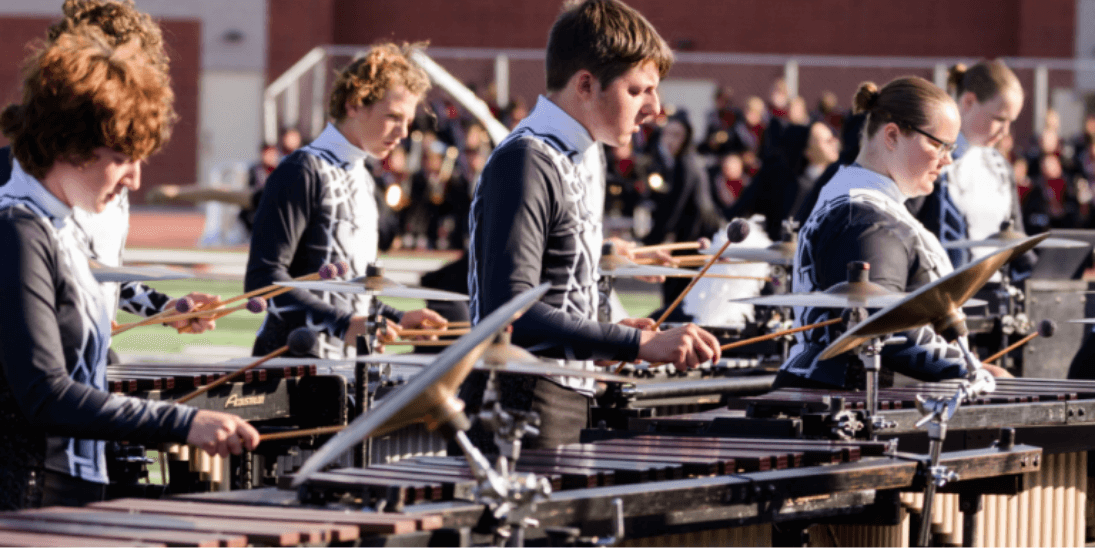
[913,334,996,547]
[479,370,542,473]
[452,370,551,547]
[855,335,901,439]
[993,218,1030,370]
[354,303,390,466]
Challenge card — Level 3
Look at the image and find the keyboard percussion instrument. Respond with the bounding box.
[9,232,1095,547]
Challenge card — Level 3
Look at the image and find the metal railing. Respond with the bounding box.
[265,46,1095,145]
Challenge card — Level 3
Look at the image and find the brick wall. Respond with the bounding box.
[316,0,1074,56]
[0,16,201,200]
[267,0,336,84]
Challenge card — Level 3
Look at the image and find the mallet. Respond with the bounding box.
[177,327,318,404]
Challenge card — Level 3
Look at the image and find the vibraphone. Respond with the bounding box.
[624,378,1095,546]
[594,357,774,430]
[312,359,450,465]
[109,357,460,494]
[107,361,349,493]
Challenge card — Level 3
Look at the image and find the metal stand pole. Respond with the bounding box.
[959,491,982,547]
[916,418,957,547]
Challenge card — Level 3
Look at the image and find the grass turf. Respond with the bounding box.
[111,279,662,354]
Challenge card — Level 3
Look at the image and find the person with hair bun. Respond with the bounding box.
[0,26,259,511]
[908,60,1027,268]
[245,42,446,360]
[773,76,1011,391]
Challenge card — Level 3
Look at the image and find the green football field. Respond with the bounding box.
[112,279,662,356]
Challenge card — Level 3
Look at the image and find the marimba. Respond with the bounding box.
[0,497,444,546]
[216,435,1028,546]
[625,378,1095,547]
[0,432,1033,547]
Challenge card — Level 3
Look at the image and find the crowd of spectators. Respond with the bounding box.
[256,77,1095,255]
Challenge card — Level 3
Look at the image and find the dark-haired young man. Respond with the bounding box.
[467,0,721,449]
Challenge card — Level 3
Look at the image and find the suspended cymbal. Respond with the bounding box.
[482,338,540,364]
[477,332,637,382]
[276,263,468,301]
[702,241,796,266]
[90,264,193,283]
[232,352,639,383]
[732,261,987,309]
[275,280,469,301]
[1068,319,1095,324]
[478,360,637,383]
[222,354,438,368]
[735,293,987,309]
[943,228,1086,250]
[599,254,688,277]
[293,283,550,486]
[818,233,1050,360]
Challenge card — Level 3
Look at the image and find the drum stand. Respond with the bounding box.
[912,337,996,547]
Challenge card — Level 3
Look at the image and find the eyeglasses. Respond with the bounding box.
[900,122,957,158]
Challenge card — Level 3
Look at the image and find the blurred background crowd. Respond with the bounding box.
[255,74,1094,256]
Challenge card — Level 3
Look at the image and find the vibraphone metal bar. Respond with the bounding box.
[594,357,777,430]
[0,497,443,547]
[106,361,350,493]
[614,355,768,378]
[625,378,1095,441]
[107,362,318,393]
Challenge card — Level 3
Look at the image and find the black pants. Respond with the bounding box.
[41,470,106,508]
[456,372,590,455]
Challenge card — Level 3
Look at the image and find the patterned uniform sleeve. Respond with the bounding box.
[118,282,172,317]
[816,219,967,381]
[245,157,353,338]
[0,212,194,442]
[470,143,640,362]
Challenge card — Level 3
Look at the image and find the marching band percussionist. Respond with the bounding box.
[245,43,446,360]
[907,60,1030,270]
[773,77,1012,391]
[0,0,222,338]
[0,26,258,511]
[467,0,722,450]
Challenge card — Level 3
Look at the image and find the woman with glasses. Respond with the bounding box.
[772,76,1011,391]
[908,60,1027,267]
